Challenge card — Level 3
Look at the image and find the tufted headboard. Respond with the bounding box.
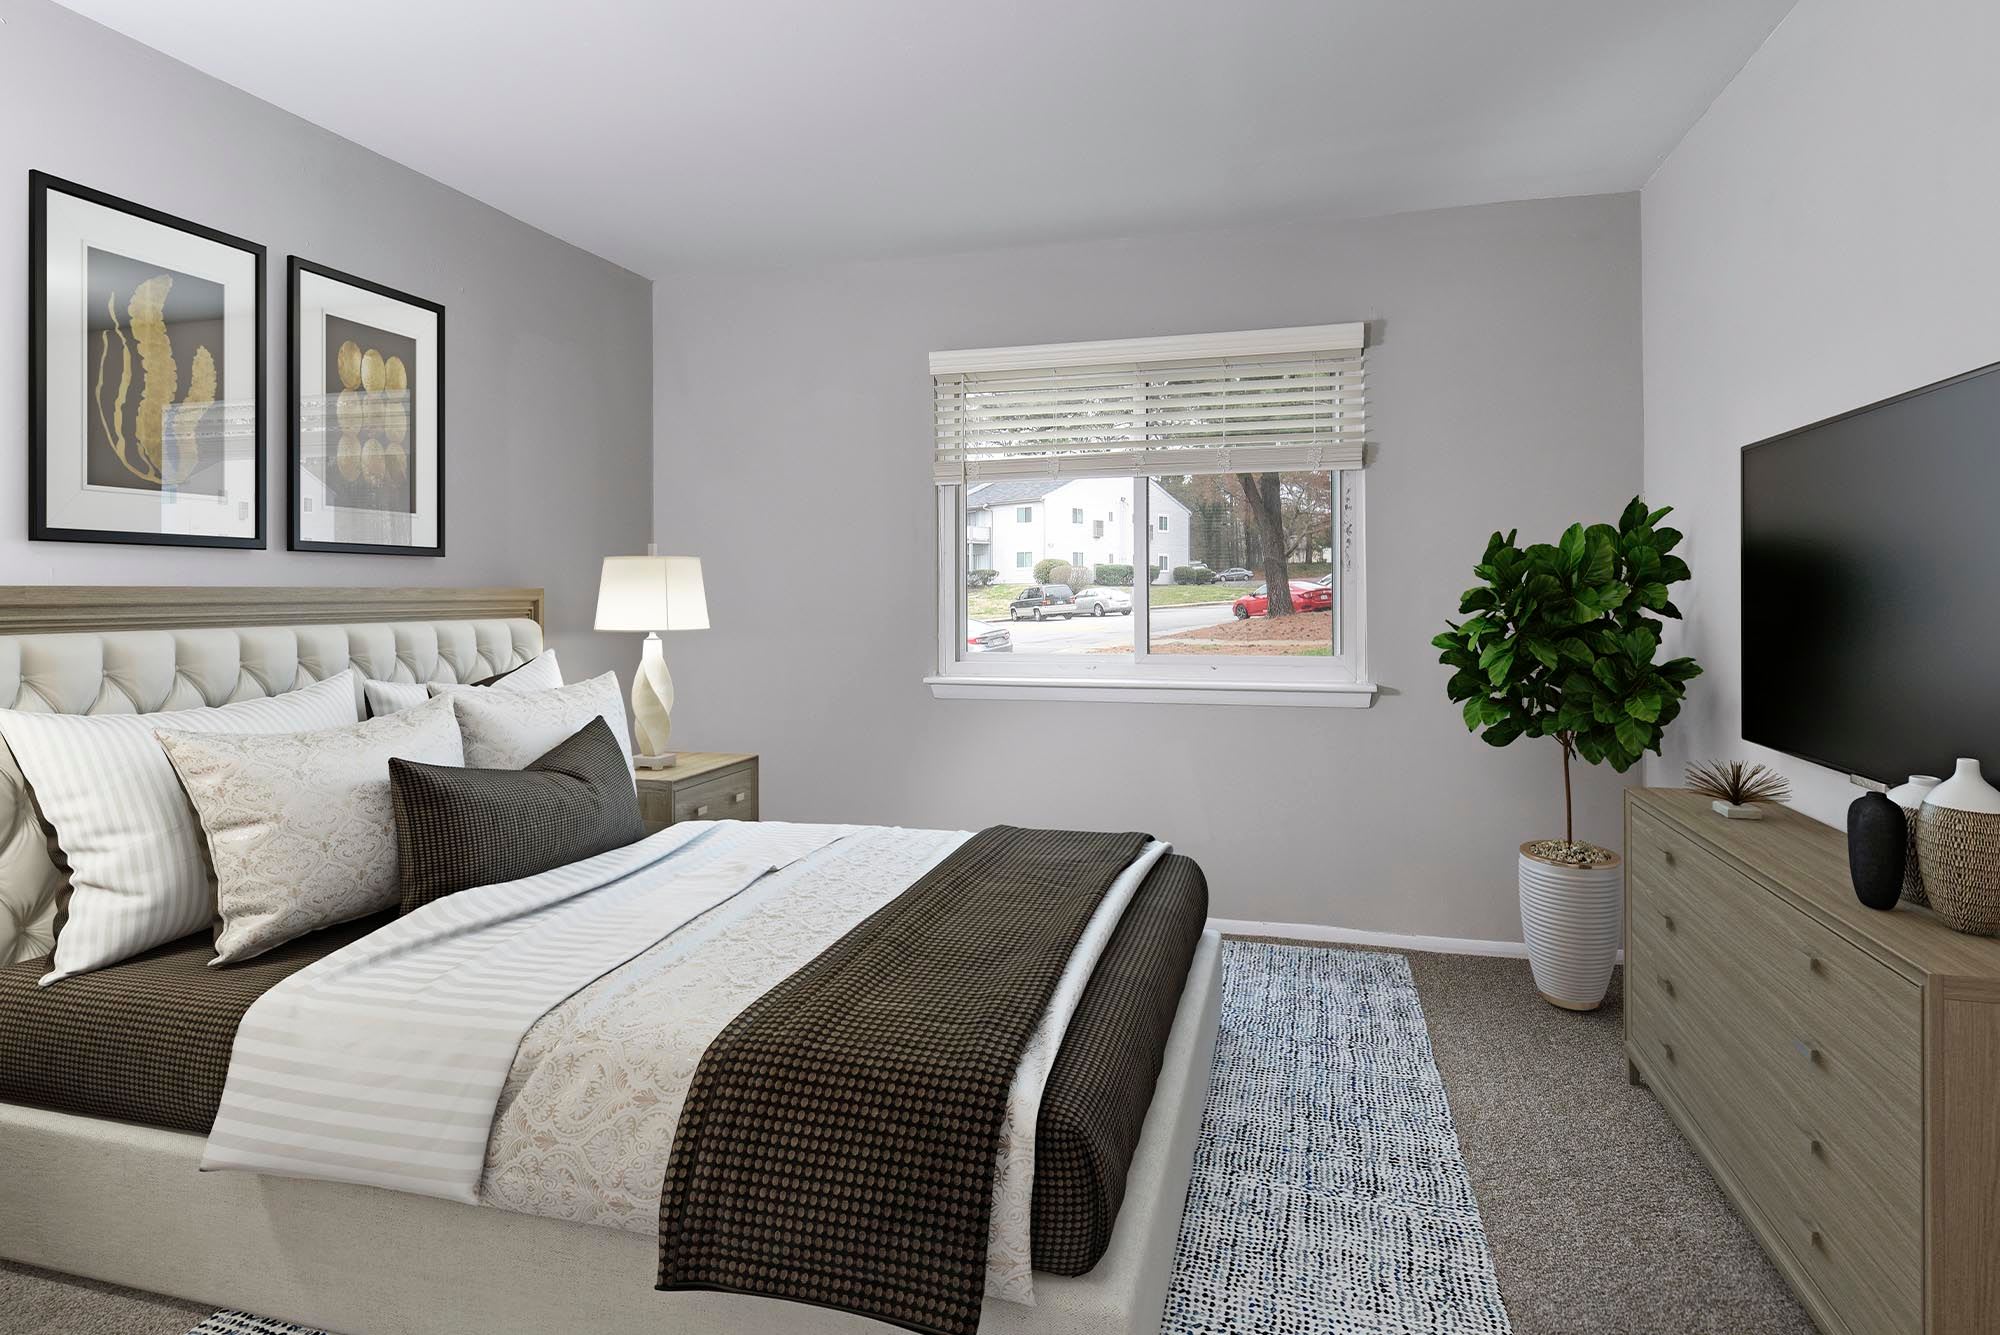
[0,586,544,965]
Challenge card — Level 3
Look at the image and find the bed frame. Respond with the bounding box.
[0,586,1223,1335]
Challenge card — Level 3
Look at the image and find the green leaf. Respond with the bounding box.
[1619,496,1649,532]
[1558,523,1586,569]
[1625,690,1663,723]
[1431,631,1464,651]
[1484,646,1516,687]
[1481,718,1526,747]
[1614,716,1650,754]
[1580,531,1616,585]
[1636,582,1669,610]
[1523,636,1560,670]
[1462,696,1487,732]
[1647,505,1674,526]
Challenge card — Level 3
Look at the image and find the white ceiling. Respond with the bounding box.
[54,0,1794,277]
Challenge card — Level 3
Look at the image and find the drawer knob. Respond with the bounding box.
[695,804,710,817]
[1809,1229,1825,1252]
[1662,912,1677,933]
[1661,1040,1676,1064]
[1792,1039,1823,1065]
[1809,1137,1825,1159]
[1659,975,1676,998]
[733,790,747,804]
[1807,955,1825,975]
[1663,849,1676,867]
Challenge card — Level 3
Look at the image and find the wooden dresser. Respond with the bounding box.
[634,752,759,833]
[1625,788,2000,1335]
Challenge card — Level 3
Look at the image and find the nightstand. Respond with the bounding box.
[634,752,759,832]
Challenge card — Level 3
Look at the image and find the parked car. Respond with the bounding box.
[1073,587,1132,617]
[966,619,1013,653]
[1232,580,1334,618]
[1008,583,1077,620]
[1216,567,1254,582]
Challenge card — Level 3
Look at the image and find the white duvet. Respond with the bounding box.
[204,821,1164,1307]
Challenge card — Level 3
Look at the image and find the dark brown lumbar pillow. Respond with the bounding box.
[389,715,644,914]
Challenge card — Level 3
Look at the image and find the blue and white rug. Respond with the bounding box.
[1160,941,1512,1334]
[187,941,1509,1335]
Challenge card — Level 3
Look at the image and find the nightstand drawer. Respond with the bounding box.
[634,753,759,832]
[670,766,757,823]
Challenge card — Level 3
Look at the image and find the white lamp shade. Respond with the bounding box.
[595,555,709,632]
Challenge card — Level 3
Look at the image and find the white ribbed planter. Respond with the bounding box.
[1518,843,1624,1011]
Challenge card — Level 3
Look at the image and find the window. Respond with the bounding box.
[1015,506,1034,523]
[931,323,1369,706]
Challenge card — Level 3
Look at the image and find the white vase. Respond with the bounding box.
[1518,844,1624,1011]
[1887,774,1940,906]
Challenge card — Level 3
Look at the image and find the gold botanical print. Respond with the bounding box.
[319,313,417,515]
[85,249,225,493]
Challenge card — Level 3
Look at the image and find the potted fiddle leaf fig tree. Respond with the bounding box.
[1434,497,1701,1011]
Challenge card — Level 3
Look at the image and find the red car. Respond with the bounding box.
[1232,580,1333,618]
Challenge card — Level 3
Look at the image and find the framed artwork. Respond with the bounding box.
[288,257,445,555]
[28,171,266,548]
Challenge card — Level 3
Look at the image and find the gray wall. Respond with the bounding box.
[0,0,653,682]
[1641,0,2000,827]
[655,193,1643,941]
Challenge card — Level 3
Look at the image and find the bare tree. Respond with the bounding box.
[1234,472,1294,615]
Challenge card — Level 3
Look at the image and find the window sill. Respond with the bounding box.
[924,675,1378,708]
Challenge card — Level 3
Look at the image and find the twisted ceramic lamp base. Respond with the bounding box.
[632,632,676,767]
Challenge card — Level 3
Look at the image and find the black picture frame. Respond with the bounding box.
[287,256,446,556]
[28,170,267,549]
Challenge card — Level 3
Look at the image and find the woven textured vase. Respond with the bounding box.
[1918,759,2000,936]
[1887,775,1940,907]
[1518,844,1623,1010]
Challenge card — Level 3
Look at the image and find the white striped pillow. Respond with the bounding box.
[362,649,564,718]
[0,670,360,984]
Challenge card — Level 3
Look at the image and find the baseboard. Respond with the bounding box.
[1207,918,1529,959]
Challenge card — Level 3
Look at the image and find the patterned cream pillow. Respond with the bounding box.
[161,696,464,964]
[450,670,632,775]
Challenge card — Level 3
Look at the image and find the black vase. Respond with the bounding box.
[1848,791,1906,911]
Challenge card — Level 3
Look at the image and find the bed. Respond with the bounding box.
[0,586,1222,1335]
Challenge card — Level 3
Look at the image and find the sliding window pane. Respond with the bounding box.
[1147,471,1335,656]
[962,479,1134,658]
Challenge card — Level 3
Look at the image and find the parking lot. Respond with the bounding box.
[998,601,1239,651]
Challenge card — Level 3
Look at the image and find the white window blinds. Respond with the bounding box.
[931,323,1366,485]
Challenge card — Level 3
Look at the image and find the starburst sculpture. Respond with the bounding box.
[1684,759,1792,806]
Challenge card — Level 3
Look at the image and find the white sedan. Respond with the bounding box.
[1073,587,1133,616]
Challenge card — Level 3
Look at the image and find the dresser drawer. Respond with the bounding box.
[669,765,757,823]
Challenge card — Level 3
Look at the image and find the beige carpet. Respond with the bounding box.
[0,953,1811,1335]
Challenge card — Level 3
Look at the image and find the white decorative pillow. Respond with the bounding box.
[363,649,564,718]
[451,671,632,776]
[0,671,360,984]
[362,680,431,718]
[429,648,563,698]
[160,696,465,964]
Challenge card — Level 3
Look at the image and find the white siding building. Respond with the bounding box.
[966,479,1191,583]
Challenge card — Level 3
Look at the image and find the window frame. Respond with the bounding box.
[930,472,1373,707]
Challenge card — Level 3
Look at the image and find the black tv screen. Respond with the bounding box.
[1742,360,2000,786]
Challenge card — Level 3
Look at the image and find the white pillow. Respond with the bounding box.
[0,670,360,984]
[160,696,464,964]
[450,671,632,775]
[362,649,564,718]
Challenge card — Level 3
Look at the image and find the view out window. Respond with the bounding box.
[931,323,1368,704]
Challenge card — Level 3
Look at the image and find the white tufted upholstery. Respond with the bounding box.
[0,618,542,966]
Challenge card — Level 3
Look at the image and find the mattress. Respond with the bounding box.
[0,848,1206,1278]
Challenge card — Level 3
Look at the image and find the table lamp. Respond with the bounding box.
[594,548,708,768]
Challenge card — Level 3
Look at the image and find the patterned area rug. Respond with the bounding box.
[1161,941,1512,1334]
[186,940,1509,1335]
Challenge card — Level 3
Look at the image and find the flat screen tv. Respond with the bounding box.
[1742,359,2000,787]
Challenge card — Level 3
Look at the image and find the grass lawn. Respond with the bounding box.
[967,582,1252,619]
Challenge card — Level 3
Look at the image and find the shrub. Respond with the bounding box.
[1094,564,1134,587]
[1069,563,1095,589]
[966,569,998,587]
[1033,558,1066,583]
[1171,566,1216,585]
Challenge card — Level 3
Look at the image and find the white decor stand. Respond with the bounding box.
[1518,844,1624,1011]
[632,631,677,769]
[1712,799,1764,820]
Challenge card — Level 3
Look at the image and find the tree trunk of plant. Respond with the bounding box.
[1235,472,1293,615]
[1559,733,1575,844]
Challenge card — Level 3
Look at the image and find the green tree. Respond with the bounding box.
[1433,497,1703,844]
